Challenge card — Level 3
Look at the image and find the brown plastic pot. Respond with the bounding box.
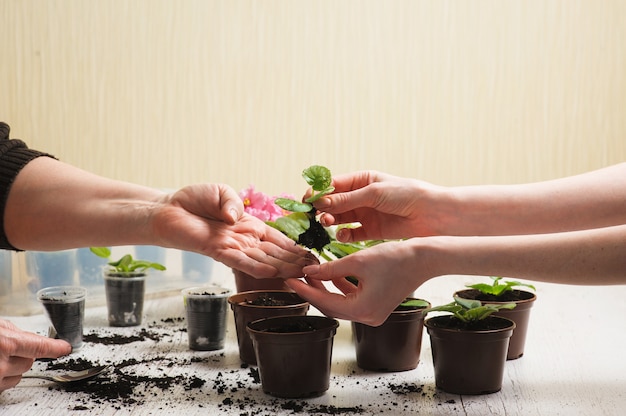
[232,268,289,293]
[247,315,339,398]
[425,315,515,395]
[352,298,430,371]
[455,289,536,360]
[228,290,309,365]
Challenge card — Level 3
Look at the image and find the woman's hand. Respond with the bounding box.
[308,171,444,242]
[286,240,430,326]
[0,319,71,392]
[153,183,317,278]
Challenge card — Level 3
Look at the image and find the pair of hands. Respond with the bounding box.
[285,171,435,326]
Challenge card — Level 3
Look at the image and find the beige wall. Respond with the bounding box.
[1,0,625,197]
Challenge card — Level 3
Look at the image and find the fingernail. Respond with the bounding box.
[304,253,319,265]
[228,208,239,223]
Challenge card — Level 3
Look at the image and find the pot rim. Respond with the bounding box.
[425,315,516,334]
[454,288,537,306]
[247,315,339,338]
[228,290,309,309]
[182,285,231,298]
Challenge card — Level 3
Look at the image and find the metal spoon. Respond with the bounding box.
[22,365,110,383]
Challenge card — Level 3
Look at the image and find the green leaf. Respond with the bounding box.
[274,198,312,213]
[89,247,111,259]
[272,213,309,240]
[400,299,429,308]
[302,165,332,191]
[467,276,536,296]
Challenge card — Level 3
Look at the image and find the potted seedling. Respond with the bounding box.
[423,296,516,395]
[247,315,340,398]
[90,247,166,327]
[455,276,537,360]
[352,297,430,372]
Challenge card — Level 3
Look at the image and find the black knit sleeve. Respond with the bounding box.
[0,122,56,250]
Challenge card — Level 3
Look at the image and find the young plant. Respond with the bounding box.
[90,247,166,274]
[270,165,385,259]
[423,296,515,328]
[467,276,535,297]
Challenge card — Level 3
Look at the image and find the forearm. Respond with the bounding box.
[433,163,626,236]
[421,225,626,285]
[4,157,165,250]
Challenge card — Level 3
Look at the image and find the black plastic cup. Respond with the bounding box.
[37,286,86,350]
[182,286,231,350]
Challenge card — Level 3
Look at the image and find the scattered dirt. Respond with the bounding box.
[31,317,454,414]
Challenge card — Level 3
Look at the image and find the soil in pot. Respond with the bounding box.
[182,286,231,351]
[104,272,146,327]
[352,298,430,372]
[228,291,309,365]
[37,286,86,350]
[425,315,515,395]
[455,288,536,360]
[247,315,339,398]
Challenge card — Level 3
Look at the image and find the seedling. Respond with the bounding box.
[467,276,535,297]
[90,247,166,274]
[271,165,385,258]
[423,296,515,327]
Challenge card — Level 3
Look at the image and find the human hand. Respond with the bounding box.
[285,240,430,326]
[0,319,72,392]
[308,170,442,242]
[152,183,317,278]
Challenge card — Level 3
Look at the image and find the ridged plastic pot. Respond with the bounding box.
[455,289,536,360]
[425,315,515,395]
[352,299,430,371]
[228,290,309,365]
[247,315,339,398]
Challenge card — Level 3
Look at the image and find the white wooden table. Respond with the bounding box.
[1,262,625,415]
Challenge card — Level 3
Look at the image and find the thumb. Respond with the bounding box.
[302,256,354,281]
[219,185,244,225]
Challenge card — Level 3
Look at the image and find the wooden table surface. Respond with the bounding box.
[1,262,625,415]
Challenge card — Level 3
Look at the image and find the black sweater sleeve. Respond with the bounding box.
[0,122,56,250]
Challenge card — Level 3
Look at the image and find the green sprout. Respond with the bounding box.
[467,276,535,297]
[90,247,166,274]
[423,296,516,324]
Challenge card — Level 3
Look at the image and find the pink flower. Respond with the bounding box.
[239,185,293,222]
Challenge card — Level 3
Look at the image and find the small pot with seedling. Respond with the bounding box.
[423,296,516,395]
[247,315,340,398]
[90,247,166,327]
[352,297,430,372]
[455,276,536,360]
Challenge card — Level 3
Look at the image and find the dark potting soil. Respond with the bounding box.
[259,320,316,333]
[428,314,513,331]
[31,317,455,414]
[460,288,534,302]
[244,295,292,306]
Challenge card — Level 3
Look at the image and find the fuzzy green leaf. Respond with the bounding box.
[274,198,312,213]
[302,165,332,191]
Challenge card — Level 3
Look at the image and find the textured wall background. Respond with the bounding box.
[1,0,625,196]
